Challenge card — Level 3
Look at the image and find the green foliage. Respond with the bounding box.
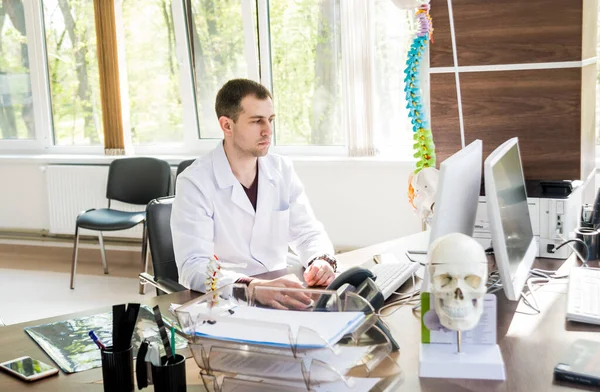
[269,0,343,146]
[43,0,103,146]
[190,0,254,139]
[0,1,32,139]
[188,0,344,146]
[122,0,183,145]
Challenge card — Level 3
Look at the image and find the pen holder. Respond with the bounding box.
[101,346,134,392]
[151,354,186,392]
[574,227,600,261]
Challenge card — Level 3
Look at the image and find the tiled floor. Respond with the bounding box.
[0,244,153,325]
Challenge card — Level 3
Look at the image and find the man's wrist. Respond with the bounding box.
[308,254,337,272]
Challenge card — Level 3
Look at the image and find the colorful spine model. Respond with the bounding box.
[404,2,437,209]
[405,3,435,174]
[205,255,222,308]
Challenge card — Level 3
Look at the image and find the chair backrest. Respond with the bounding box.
[174,159,195,194]
[176,159,195,178]
[146,196,179,283]
[107,157,171,205]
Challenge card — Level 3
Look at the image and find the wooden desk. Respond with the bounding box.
[268,232,600,391]
[2,231,600,391]
[335,232,600,391]
[0,290,202,391]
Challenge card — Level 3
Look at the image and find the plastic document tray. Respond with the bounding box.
[174,284,402,391]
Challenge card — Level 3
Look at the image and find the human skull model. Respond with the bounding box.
[428,233,488,331]
[410,167,439,223]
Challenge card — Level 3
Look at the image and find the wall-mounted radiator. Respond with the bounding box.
[45,165,147,238]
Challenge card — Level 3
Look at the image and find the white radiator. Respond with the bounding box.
[46,165,173,238]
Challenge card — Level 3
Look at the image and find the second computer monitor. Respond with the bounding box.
[484,137,536,301]
[429,139,483,245]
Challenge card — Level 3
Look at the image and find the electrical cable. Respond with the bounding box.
[404,250,426,266]
[521,277,541,314]
[378,272,421,318]
[487,268,566,315]
[554,236,589,266]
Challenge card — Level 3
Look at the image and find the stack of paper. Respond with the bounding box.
[189,306,366,349]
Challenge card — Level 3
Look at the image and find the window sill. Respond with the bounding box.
[0,152,418,167]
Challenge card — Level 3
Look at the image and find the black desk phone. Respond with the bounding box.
[316,266,400,351]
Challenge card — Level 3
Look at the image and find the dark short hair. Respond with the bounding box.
[215,79,272,122]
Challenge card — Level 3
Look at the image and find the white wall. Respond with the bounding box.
[0,159,421,250]
[294,160,422,249]
[1,162,49,230]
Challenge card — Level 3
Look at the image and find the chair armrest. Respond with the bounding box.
[157,277,188,293]
[139,273,187,295]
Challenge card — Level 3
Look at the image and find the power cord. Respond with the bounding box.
[554,233,589,266]
[518,268,569,314]
[486,270,503,294]
[486,268,567,314]
[519,277,541,314]
[377,273,421,317]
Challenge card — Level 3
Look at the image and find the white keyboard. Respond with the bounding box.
[566,267,600,325]
[370,260,420,300]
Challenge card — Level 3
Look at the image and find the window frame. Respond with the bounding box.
[0,0,53,152]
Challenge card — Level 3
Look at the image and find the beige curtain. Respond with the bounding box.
[340,0,377,157]
[94,0,125,155]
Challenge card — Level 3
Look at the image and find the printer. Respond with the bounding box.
[474,180,582,259]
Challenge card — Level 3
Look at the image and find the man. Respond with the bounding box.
[171,79,337,307]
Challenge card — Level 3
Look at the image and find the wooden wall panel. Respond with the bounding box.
[430,73,462,166]
[429,0,583,67]
[430,69,582,180]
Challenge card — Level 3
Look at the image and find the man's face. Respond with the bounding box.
[229,95,275,158]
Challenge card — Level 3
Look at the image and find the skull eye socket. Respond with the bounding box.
[434,274,452,288]
[465,275,482,289]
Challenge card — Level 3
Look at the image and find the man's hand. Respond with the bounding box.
[303,259,335,287]
[248,275,313,310]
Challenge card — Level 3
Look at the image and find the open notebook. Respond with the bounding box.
[187,306,366,349]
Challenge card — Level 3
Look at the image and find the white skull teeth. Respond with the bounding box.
[438,298,480,318]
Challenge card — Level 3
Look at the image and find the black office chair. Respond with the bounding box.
[176,159,195,178]
[138,196,187,295]
[173,159,195,194]
[174,159,195,194]
[70,157,171,293]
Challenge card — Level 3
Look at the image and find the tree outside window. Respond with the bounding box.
[42,0,103,146]
[0,0,35,140]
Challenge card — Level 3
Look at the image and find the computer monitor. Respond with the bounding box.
[429,139,483,245]
[484,137,536,301]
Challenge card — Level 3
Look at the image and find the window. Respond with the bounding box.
[42,0,103,146]
[188,0,258,139]
[373,0,415,154]
[121,0,184,145]
[268,0,343,147]
[0,1,418,156]
[0,1,35,140]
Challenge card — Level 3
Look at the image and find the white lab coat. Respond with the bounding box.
[171,142,334,292]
